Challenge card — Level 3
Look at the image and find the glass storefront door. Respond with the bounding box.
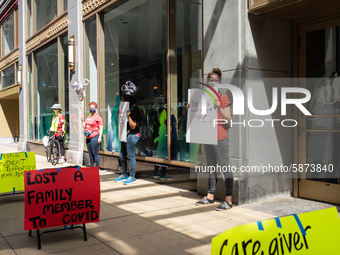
[83,0,202,164]
[298,17,340,203]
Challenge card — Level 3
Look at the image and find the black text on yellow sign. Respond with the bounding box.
[211,207,340,255]
[0,152,36,193]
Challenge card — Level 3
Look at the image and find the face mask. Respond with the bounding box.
[53,110,59,115]
[89,108,96,114]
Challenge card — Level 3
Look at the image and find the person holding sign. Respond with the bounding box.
[81,102,103,167]
[187,67,233,211]
[115,82,141,185]
[50,104,66,163]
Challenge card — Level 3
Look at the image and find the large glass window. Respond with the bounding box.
[26,0,32,39]
[28,32,69,142]
[84,17,97,114]
[36,0,57,31]
[27,55,33,140]
[26,0,67,38]
[33,40,58,141]
[169,0,202,162]
[102,0,167,157]
[1,63,16,89]
[1,11,15,56]
[64,0,67,12]
[60,33,69,144]
[84,0,202,163]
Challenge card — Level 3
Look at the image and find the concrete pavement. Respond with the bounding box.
[0,144,338,254]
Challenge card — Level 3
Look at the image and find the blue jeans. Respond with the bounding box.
[204,138,233,196]
[120,134,140,178]
[86,135,100,167]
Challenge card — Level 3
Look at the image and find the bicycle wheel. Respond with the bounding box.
[51,140,60,165]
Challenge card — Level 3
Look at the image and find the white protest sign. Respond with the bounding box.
[186,88,217,145]
[119,102,129,142]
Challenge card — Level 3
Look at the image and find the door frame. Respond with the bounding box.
[294,14,340,203]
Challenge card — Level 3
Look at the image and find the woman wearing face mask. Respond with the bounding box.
[114,87,141,185]
[187,67,233,211]
[81,102,103,167]
[50,104,66,163]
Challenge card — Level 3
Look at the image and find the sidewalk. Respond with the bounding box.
[0,144,338,254]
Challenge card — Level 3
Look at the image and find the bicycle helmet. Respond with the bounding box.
[52,104,62,110]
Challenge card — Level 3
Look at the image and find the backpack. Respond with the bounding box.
[139,113,147,140]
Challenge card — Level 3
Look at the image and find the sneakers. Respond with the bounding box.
[152,173,161,179]
[123,176,137,185]
[114,174,128,183]
[216,201,233,211]
[114,175,136,184]
[58,159,65,163]
[159,174,173,180]
[195,196,214,206]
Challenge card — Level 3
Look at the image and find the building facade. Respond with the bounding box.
[0,0,339,204]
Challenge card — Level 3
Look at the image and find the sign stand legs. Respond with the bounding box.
[37,229,41,249]
[28,224,87,249]
[70,224,87,241]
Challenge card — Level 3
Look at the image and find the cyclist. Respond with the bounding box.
[50,104,66,163]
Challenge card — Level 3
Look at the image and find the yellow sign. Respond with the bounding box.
[0,152,36,193]
[212,207,340,255]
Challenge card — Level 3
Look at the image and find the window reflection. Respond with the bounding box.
[169,0,202,162]
[84,0,202,163]
[33,40,58,141]
[1,11,14,57]
[2,64,15,89]
[36,0,57,31]
[103,0,167,158]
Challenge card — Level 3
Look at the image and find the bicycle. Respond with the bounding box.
[44,130,61,165]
